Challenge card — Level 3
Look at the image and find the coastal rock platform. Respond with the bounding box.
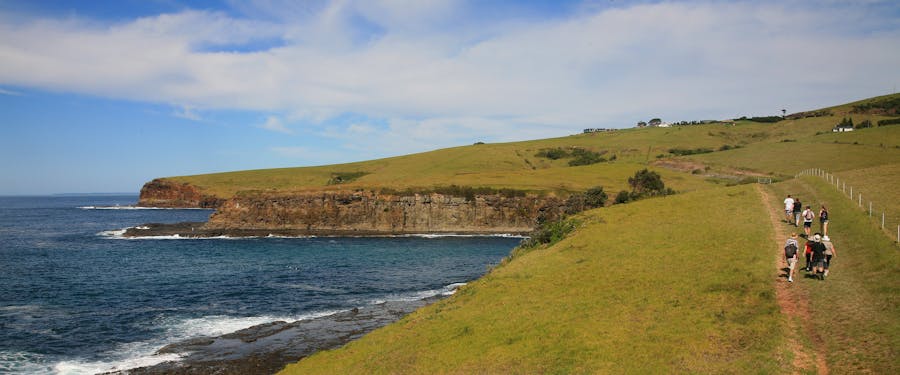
[112,297,440,375]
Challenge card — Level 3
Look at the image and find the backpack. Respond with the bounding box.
[804,210,814,221]
[820,210,828,220]
[784,241,798,258]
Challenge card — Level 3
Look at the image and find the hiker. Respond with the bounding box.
[819,205,829,236]
[803,235,814,271]
[801,205,815,236]
[792,198,803,226]
[809,234,828,280]
[784,195,795,223]
[784,233,800,282]
[822,235,837,278]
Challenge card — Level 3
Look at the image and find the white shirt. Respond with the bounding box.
[784,197,794,211]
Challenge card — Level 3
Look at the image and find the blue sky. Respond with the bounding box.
[1,0,899,195]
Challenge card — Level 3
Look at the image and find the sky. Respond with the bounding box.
[1,0,899,195]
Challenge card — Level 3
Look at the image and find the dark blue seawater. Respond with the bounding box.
[0,195,519,374]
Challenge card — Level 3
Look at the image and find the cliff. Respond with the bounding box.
[138,179,224,208]
[203,190,567,234]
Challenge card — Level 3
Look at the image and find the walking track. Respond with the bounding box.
[756,184,829,375]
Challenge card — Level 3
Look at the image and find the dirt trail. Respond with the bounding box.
[755,184,829,375]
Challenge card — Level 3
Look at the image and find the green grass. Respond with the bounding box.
[687,124,900,176]
[827,162,900,239]
[768,177,900,374]
[280,185,783,374]
[161,95,900,201]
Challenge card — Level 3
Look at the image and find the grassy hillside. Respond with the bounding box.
[281,185,783,374]
[163,94,900,201]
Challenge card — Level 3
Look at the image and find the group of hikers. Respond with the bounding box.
[782,194,835,282]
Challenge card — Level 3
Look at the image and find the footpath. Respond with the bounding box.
[756,184,829,375]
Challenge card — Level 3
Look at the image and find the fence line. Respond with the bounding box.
[796,168,898,243]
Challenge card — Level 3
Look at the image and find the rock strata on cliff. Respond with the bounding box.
[203,191,567,234]
[138,179,224,208]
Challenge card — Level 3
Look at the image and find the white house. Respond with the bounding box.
[832,124,854,132]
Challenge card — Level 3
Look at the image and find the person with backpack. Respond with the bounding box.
[783,194,795,223]
[803,234,814,272]
[819,205,829,236]
[784,233,800,282]
[809,234,828,280]
[801,205,815,237]
[822,235,837,278]
[792,199,803,227]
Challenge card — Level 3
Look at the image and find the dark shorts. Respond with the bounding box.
[803,221,812,228]
[825,255,833,269]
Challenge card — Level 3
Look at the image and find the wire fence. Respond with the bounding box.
[797,168,899,243]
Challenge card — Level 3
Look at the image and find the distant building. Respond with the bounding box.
[657,122,671,128]
[584,128,616,133]
[833,124,854,132]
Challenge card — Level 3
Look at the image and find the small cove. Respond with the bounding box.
[0,195,519,374]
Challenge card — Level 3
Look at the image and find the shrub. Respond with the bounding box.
[568,149,607,166]
[747,116,783,123]
[877,118,900,126]
[614,190,631,204]
[627,169,675,199]
[535,148,569,160]
[327,172,370,185]
[668,147,713,156]
[518,218,578,249]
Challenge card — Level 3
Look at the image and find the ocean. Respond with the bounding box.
[0,195,520,374]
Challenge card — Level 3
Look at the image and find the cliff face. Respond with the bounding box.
[203,191,567,234]
[138,179,224,208]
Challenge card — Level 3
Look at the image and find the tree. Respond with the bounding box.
[584,186,608,208]
[628,169,665,196]
[649,118,662,126]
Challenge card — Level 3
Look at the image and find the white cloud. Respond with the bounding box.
[259,115,292,133]
[172,105,202,121]
[0,0,898,139]
[0,87,23,96]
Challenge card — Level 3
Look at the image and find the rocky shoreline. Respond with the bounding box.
[108,296,444,375]
[123,222,529,238]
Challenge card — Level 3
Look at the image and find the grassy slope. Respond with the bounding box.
[281,185,782,374]
[768,177,899,374]
[164,95,900,200]
[831,162,900,235]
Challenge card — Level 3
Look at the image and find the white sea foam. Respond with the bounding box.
[0,350,51,375]
[78,206,210,210]
[370,282,467,304]
[39,311,344,375]
[400,233,528,239]
[97,228,318,240]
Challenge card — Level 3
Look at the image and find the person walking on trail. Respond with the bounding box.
[809,234,828,280]
[802,205,815,237]
[793,199,803,227]
[803,232,820,272]
[822,235,837,278]
[819,205,829,236]
[784,195,795,223]
[784,233,800,282]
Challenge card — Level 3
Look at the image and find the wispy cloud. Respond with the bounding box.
[172,105,202,121]
[0,0,898,151]
[0,87,23,96]
[259,115,292,134]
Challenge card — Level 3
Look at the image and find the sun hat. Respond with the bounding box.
[813,234,821,241]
